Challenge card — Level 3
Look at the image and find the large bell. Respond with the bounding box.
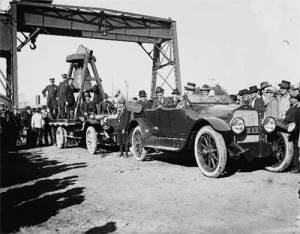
[72,65,93,90]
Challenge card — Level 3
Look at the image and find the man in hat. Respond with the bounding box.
[152,86,172,108]
[264,86,279,118]
[57,74,68,119]
[201,84,211,97]
[85,84,103,115]
[184,82,196,95]
[31,107,44,146]
[65,77,79,119]
[116,98,131,157]
[229,94,238,104]
[283,93,300,173]
[249,85,259,108]
[171,88,181,104]
[80,92,96,118]
[42,78,58,119]
[251,83,268,113]
[289,83,300,97]
[100,93,114,115]
[278,80,291,118]
[21,106,33,147]
[137,90,152,109]
[239,89,250,105]
[41,105,52,145]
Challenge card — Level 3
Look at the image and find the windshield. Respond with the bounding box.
[186,94,231,104]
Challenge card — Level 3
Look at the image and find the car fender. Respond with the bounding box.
[200,117,231,132]
[129,118,159,139]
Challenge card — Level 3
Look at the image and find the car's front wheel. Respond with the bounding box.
[265,132,293,172]
[86,126,98,155]
[130,126,147,161]
[194,126,227,178]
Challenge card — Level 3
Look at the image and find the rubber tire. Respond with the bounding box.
[130,126,147,161]
[194,126,227,178]
[265,132,294,172]
[56,126,67,149]
[86,126,98,155]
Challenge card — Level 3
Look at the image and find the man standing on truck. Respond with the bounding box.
[42,78,58,119]
[57,74,68,119]
[65,77,79,119]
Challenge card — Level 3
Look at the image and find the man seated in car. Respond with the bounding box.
[152,86,172,108]
[80,92,96,118]
[171,88,181,104]
[137,90,152,109]
[100,93,114,115]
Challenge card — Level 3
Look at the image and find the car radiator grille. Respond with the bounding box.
[233,110,259,143]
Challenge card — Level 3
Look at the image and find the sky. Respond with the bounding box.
[0,0,299,106]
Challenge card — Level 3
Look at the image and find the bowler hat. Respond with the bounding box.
[239,89,249,96]
[172,88,180,95]
[278,80,291,89]
[249,85,258,94]
[25,106,31,110]
[49,78,55,81]
[201,84,210,91]
[61,74,68,78]
[138,90,147,97]
[155,86,164,93]
[260,81,271,90]
[184,82,196,91]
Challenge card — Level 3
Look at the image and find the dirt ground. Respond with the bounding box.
[1,146,299,234]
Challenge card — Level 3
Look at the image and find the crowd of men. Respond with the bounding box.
[1,76,299,173]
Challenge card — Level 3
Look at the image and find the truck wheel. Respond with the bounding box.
[130,126,147,161]
[86,126,98,155]
[56,126,67,149]
[194,126,227,178]
[265,132,293,172]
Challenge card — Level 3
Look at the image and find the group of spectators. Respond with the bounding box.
[0,104,52,155]
[234,80,300,173]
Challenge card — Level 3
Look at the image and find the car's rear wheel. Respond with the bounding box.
[86,126,98,155]
[194,126,227,178]
[130,126,147,161]
[56,126,67,149]
[265,132,293,172]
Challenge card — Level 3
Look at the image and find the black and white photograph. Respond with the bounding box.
[0,0,299,233]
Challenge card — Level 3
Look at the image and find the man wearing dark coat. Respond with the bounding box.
[116,98,131,157]
[137,90,152,109]
[80,92,96,117]
[283,94,300,173]
[152,86,172,108]
[42,78,58,119]
[57,74,68,119]
[100,93,114,115]
[65,77,79,119]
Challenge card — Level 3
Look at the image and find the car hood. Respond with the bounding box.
[186,103,240,121]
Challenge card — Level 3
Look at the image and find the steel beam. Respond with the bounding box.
[11,2,18,107]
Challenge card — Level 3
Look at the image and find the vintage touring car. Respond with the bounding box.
[128,96,294,178]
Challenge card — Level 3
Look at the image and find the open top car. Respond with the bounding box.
[128,94,294,178]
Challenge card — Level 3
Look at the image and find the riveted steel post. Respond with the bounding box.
[151,43,161,98]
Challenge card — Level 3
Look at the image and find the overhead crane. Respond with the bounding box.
[0,0,182,107]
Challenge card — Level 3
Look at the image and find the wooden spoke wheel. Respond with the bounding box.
[130,126,147,161]
[265,132,293,172]
[86,126,98,155]
[194,126,227,178]
[56,126,67,149]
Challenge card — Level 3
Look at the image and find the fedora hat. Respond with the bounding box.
[61,73,68,78]
[155,86,164,93]
[260,81,271,90]
[239,89,250,96]
[172,88,180,95]
[184,82,196,91]
[249,85,258,94]
[278,80,291,89]
[201,84,210,91]
[138,90,147,97]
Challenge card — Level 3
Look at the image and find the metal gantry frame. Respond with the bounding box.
[0,0,181,106]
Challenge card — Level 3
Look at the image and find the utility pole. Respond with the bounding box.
[124,80,129,100]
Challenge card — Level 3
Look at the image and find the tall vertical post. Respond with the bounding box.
[151,43,161,98]
[11,1,18,107]
[170,22,182,94]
